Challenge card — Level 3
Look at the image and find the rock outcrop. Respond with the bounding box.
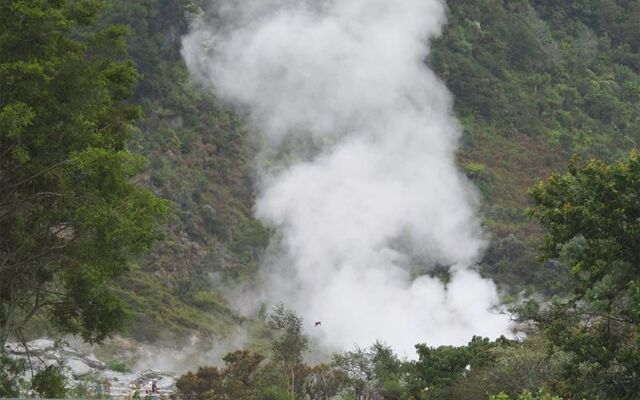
[4,339,176,396]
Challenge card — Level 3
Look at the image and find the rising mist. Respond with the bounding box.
[181,0,512,357]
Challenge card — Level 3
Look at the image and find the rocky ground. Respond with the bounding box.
[4,339,176,397]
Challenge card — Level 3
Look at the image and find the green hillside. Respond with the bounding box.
[433,0,639,294]
[2,0,637,344]
[93,0,270,342]
[95,0,640,339]
[2,0,639,398]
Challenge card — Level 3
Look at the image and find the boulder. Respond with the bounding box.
[27,339,56,354]
[5,339,56,355]
[155,376,175,391]
[4,342,20,354]
[84,354,107,369]
[27,357,59,373]
[60,346,80,357]
[64,356,93,378]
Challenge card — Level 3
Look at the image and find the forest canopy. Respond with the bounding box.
[1,0,639,399]
[0,0,168,347]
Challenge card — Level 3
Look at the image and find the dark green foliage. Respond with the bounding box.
[434,0,639,153]
[527,151,640,399]
[3,3,639,399]
[176,365,222,399]
[436,0,640,295]
[0,0,168,347]
[173,334,563,399]
[175,309,339,399]
[410,336,512,398]
[490,390,562,400]
[481,235,565,295]
[69,0,640,344]
[176,350,265,399]
[175,330,567,400]
[530,152,640,279]
[89,0,269,340]
[0,353,25,397]
[31,365,68,398]
[106,359,130,373]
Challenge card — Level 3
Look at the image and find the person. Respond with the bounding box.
[151,380,158,400]
[95,381,103,398]
[144,381,152,400]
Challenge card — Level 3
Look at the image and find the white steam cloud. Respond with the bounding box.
[182,0,511,356]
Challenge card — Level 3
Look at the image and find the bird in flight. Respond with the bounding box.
[314,321,321,327]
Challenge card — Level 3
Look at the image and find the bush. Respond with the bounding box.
[107,359,130,373]
[0,353,25,397]
[259,386,292,400]
[464,161,490,179]
[490,389,562,400]
[32,365,68,398]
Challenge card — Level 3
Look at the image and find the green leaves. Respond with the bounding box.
[528,151,640,398]
[0,0,167,348]
[176,351,266,399]
[0,102,35,139]
[0,353,26,397]
[489,389,562,400]
[31,365,68,398]
[266,304,309,369]
[434,0,640,154]
[530,151,640,272]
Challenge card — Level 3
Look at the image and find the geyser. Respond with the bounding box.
[182,0,512,356]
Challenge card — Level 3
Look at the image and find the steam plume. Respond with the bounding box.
[182,0,511,356]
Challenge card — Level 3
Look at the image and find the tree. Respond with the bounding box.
[333,341,411,400]
[266,304,309,399]
[175,350,264,400]
[0,0,168,348]
[220,350,265,399]
[527,151,640,399]
[411,336,503,398]
[0,352,25,397]
[31,365,68,398]
[332,346,379,400]
[299,363,347,400]
[175,366,222,400]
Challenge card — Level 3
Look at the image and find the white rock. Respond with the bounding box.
[61,367,75,384]
[4,342,20,354]
[155,376,175,390]
[6,339,56,355]
[44,358,59,368]
[102,370,139,388]
[64,357,93,378]
[27,339,56,353]
[27,357,58,373]
[61,346,79,356]
[83,354,106,369]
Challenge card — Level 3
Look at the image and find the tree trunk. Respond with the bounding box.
[0,291,17,352]
[290,368,295,400]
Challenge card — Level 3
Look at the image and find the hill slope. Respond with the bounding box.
[103,0,639,341]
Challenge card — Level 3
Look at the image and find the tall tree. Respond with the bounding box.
[528,151,640,399]
[175,350,264,400]
[266,304,309,399]
[0,0,168,348]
